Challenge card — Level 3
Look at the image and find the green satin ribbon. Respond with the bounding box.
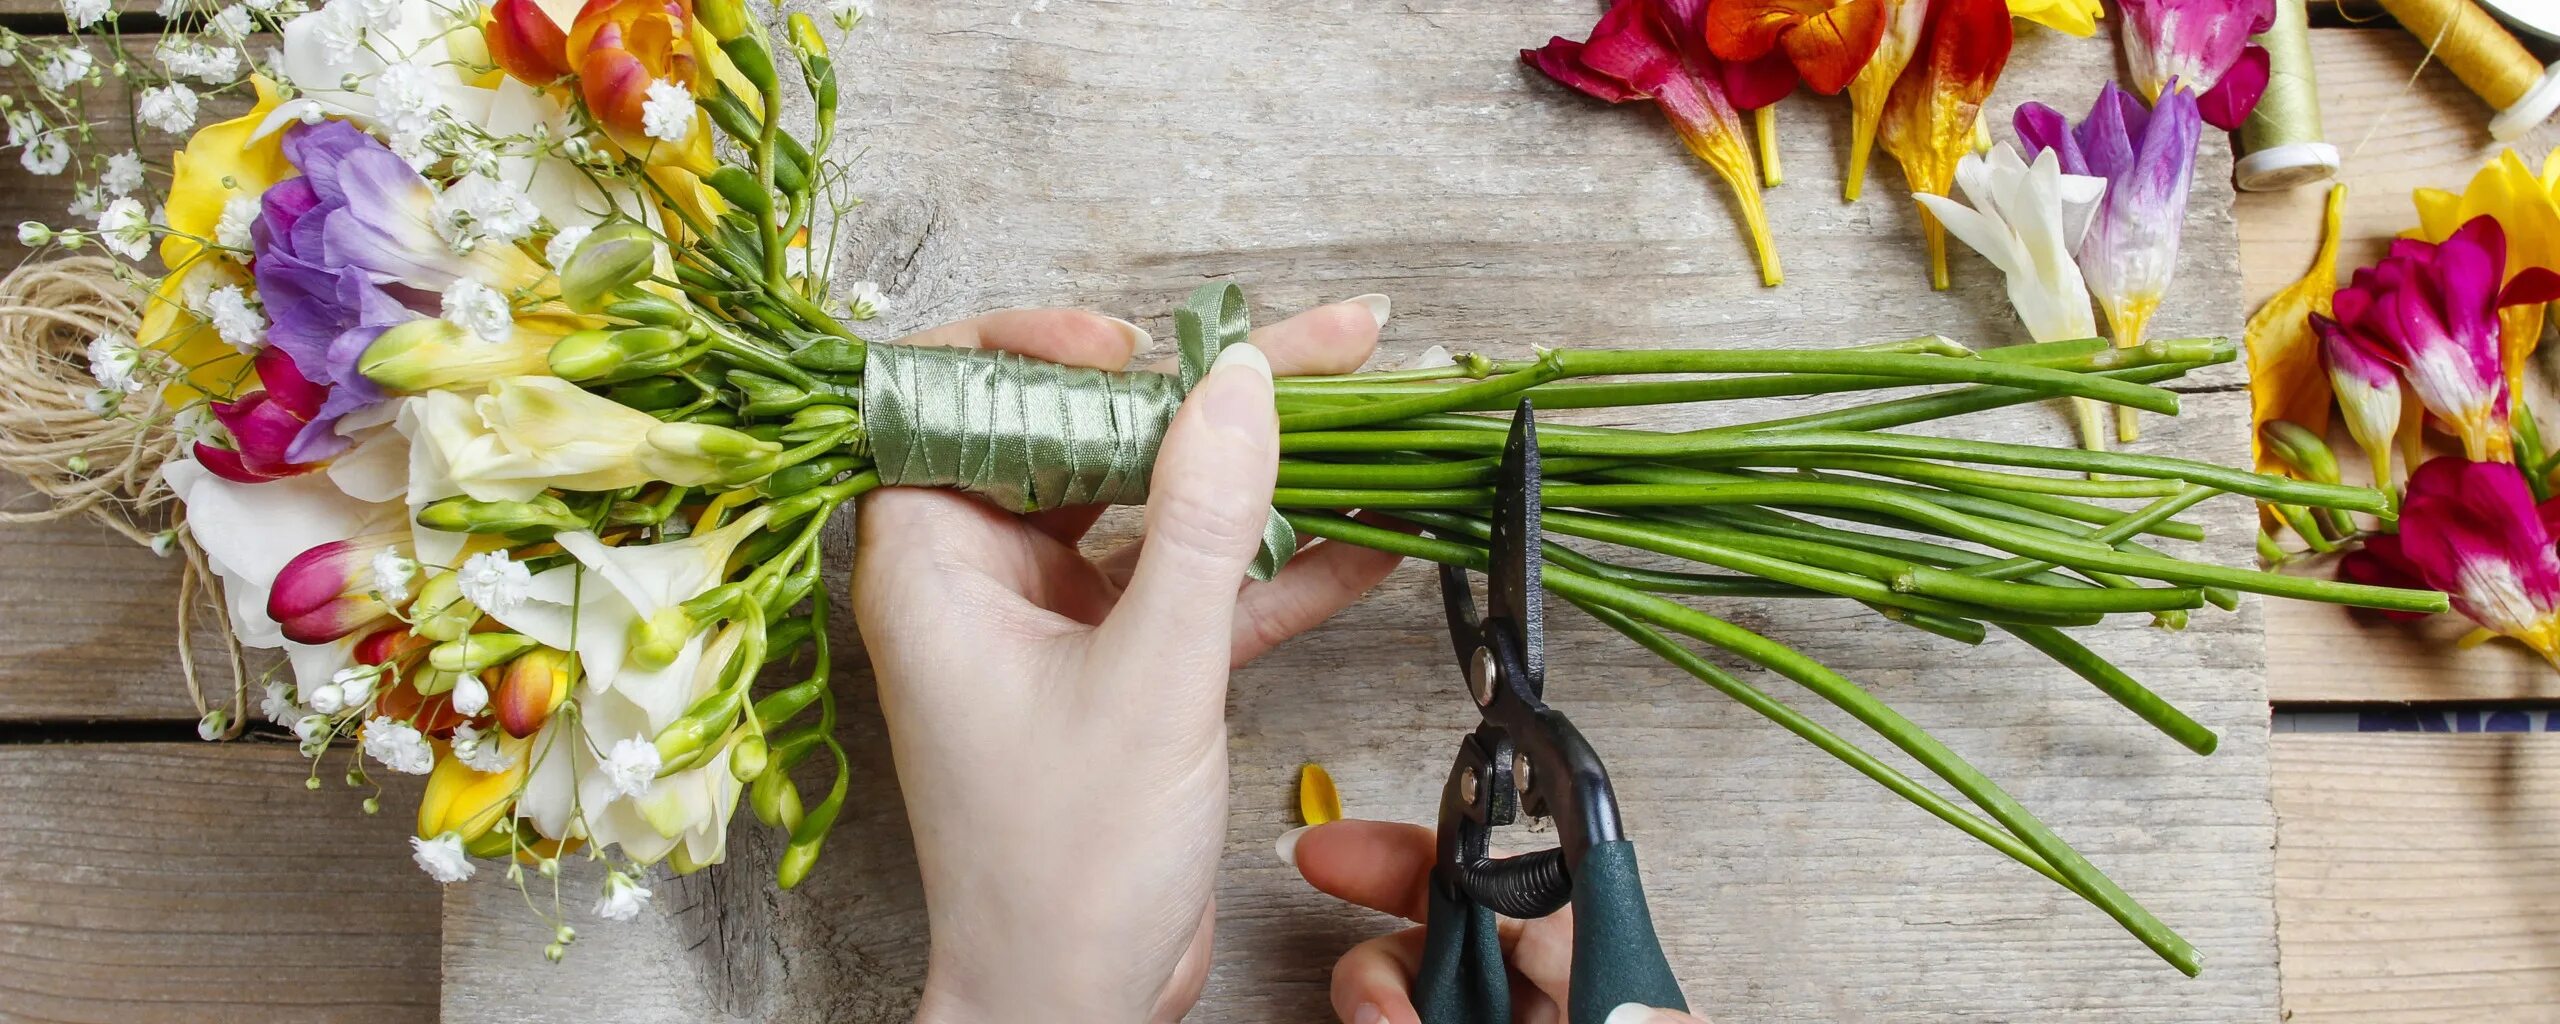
[861,282,1296,580]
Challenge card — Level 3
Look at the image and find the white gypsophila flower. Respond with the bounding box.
[594,872,651,921]
[369,61,446,163]
[371,546,417,603]
[172,403,215,445]
[244,0,282,12]
[87,331,144,394]
[214,192,260,253]
[260,680,300,725]
[158,38,241,84]
[331,663,379,709]
[94,198,151,260]
[15,221,47,247]
[65,184,102,219]
[83,389,117,418]
[441,278,513,344]
[305,681,347,714]
[37,48,92,91]
[201,285,266,351]
[600,736,660,799]
[62,0,112,24]
[4,110,41,148]
[844,280,884,320]
[432,174,540,252]
[410,832,475,883]
[0,46,16,69]
[21,134,69,176]
[138,83,201,134]
[639,79,693,144]
[150,528,179,556]
[453,723,513,773]
[208,4,254,39]
[449,672,488,716]
[826,0,870,30]
[458,550,532,616]
[544,225,591,269]
[362,716,434,774]
[155,0,187,17]
[99,150,144,196]
[291,713,330,743]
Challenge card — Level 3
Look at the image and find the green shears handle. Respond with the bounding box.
[1415,839,1685,1024]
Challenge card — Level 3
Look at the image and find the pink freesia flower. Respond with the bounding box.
[195,347,330,484]
[2309,308,2407,489]
[269,531,410,644]
[2321,215,2560,463]
[2118,0,2274,130]
[1523,0,1780,285]
[2380,457,2560,664]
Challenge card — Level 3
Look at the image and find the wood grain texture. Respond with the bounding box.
[0,475,235,721]
[0,742,439,1024]
[2272,733,2560,1023]
[447,8,2280,1022]
[2241,28,2560,704]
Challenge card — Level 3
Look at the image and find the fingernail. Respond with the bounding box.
[1606,1003,1669,1024]
[1102,315,1152,349]
[1352,1004,1383,1024]
[1211,339,1271,382]
[1346,293,1391,328]
[1274,824,1311,868]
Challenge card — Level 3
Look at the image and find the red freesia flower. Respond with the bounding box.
[484,0,578,86]
[1704,0,1888,101]
[270,532,410,644]
[1876,0,2011,289]
[1523,0,1781,285]
[194,347,328,484]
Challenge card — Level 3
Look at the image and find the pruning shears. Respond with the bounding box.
[1416,400,1687,1024]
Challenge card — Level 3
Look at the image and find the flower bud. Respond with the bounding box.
[749,766,802,828]
[18,221,51,246]
[411,667,462,696]
[602,293,691,328]
[776,838,822,889]
[354,625,436,668]
[197,708,230,741]
[358,318,555,393]
[787,12,828,59]
[640,422,783,487]
[484,0,573,86]
[2261,421,2341,485]
[495,646,576,737]
[416,494,585,536]
[409,572,484,642]
[419,751,519,840]
[557,221,658,313]
[628,606,699,672]
[696,0,750,40]
[429,632,541,673]
[269,533,407,644]
[729,735,768,782]
[546,325,692,382]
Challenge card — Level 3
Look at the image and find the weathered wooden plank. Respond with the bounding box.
[2272,733,2560,1022]
[2239,28,2560,703]
[448,8,2279,1022]
[0,476,234,721]
[0,741,439,1023]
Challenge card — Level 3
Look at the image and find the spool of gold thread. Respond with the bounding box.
[2236,0,2342,190]
[2376,0,2560,139]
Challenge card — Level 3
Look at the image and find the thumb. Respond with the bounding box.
[1097,341,1278,694]
[1606,1006,1710,1024]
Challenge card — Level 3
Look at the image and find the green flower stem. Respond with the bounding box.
[1281,335,1991,387]
[1277,349,2185,414]
[1274,351,1565,432]
[1713,453,2190,498]
[1627,465,2207,544]
[1997,624,2219,756]
[1961,486,2217,582]
[1734,363,2212,435]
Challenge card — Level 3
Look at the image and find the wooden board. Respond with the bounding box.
[2271,733,2560,1023]
[447,9,2281,1022]
[0,477,239,722]
[0,742,438,1023]
[2241,28,2560,704]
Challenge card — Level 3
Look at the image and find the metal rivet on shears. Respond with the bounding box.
[1469,647,1498,706]
[1511,750,1533,797]
[1459,768,1481,807]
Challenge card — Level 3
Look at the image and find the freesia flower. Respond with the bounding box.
[1523,0,1780,285]
[270,532,412,643]
[406,377,776,503]
[2118,0,2274,131]
[2017,81,2201,441]
[149,76,291,407]
[164,453,408,698]
[1840,0,1927,201]
[1704,0,1888,100]
[2319,215,2560,462]
[356,313,586,394]
[2311,310,2406,491]
[1912,144,2109,448]
[2243,184,2344,482]
[484,0,579,85]
[263,0,498,147]
[569,0,718,168]
[1877,0,2012,289]
[195,347,328,483]
[2008,0,2102,35]
[2372,458,2560,665]
[2407,150,2560,400]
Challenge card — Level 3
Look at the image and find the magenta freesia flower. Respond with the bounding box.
[2310,307,2407,489]
[2016,81,2198,441]
[269,531,410,644]
[2315,215,2560,463]
[195,347,329,484]
[2118,0,2274,130]
[2368,457,2560,664]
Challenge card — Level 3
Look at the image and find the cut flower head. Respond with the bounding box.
[2319,214,2560,463]
[1913,143,2110,448]
[1876,0,2013,289]
[2117,0,2274,130]
[2353,457,2560,665]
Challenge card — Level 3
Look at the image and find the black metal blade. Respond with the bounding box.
[1492,400,1544,688]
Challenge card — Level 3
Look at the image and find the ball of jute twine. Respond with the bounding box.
[0,256,247,736]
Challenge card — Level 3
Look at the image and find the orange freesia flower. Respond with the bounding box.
[1523,0,1781,285]
[483,0,579,86]
[569,0,715,166]
[2408,149,2560,401]
[1877,0,2012,288]
[1841,0,1926,201]
[1704,0,1888,96]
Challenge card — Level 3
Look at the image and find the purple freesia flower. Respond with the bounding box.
[2016,82,2201,442]
[2119,0,2274,130]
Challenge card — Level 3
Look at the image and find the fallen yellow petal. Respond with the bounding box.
[1296,761,1342,826]
[2245,183,2346,479]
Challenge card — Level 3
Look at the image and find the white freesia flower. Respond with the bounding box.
[261,0,496,142]
[162,460,405,688]
[362,716,434,774]
[410,377,686,503]
[1911,146,2104,346]
[410,832,475,883]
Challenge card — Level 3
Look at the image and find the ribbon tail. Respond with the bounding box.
[1178,281,1298,580]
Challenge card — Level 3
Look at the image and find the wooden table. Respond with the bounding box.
[1,15,2554,1024]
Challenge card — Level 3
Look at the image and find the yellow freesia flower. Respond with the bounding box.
[150,75,292,406]
[418,741,524,840]
[2408,149,2560,399]
[2008,0,2102,37]
[2246,183,2344,478]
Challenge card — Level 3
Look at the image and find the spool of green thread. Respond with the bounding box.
[2235,0,2342,191]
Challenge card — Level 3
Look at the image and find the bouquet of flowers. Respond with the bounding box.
[7,0,2442,973]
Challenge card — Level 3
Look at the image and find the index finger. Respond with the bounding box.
[893,308,1151,370]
